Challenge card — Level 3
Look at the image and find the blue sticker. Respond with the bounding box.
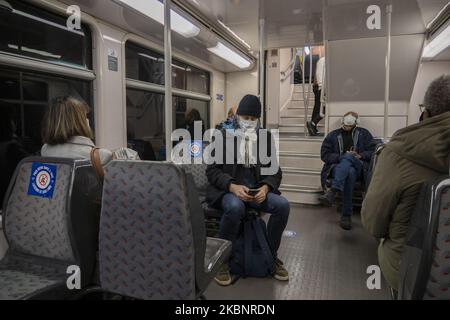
[28,163,57,199]
[189,140,203,158]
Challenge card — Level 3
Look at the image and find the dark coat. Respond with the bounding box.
[206,129,282,208]
[320,127,375,189]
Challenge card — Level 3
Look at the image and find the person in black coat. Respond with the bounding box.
[319,112,375,230]
[206,95,290,286]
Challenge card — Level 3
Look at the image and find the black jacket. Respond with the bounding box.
[206,129,282,208]
[320,127,375,189]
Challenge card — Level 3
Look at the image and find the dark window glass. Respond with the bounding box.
[126,89,210,161]
[0,0,92,69]
[0,67,92,155]
[125,42,210,95]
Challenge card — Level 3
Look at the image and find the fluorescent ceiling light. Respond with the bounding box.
[117,0,200,38]
[217,20,251,49]
[422,24,450,59]
[207,42,251,69]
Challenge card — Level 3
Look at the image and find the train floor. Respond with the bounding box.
[205,205,391,300]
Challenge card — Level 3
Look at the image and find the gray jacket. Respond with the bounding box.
[41,136,113,165]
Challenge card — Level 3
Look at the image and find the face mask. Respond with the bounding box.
[239,118,258,131]
[86,118,90,128]
[343,115,357,127]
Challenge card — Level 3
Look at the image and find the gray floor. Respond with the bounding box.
[205,205,391,300]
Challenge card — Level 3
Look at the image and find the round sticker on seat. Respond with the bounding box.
[28,163,57,199]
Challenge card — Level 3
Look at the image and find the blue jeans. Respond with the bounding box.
[332,153,363,217]
[219,193,290,256]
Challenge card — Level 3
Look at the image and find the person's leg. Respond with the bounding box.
[331,153,354,192]
[307,87,322,136]
[342,167,357,218]
[216,193,246,286]
[219,193,246,243]
[311,88,323,125]
[250,193,290,281]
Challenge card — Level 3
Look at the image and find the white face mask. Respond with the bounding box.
[343,115,357,127]
[86,118,90,128]
[239,118,258,131]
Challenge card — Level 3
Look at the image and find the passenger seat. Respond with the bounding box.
[97,161,231,300]
[399,174,450,299]
[0,157,101,300]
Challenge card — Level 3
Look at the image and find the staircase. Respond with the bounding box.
[279,84,324,205]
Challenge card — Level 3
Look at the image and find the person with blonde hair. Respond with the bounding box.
[41,96,113,165]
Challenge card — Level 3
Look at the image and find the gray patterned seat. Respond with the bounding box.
[0,157,101,300]
[181,164,219,217]
[98,161,231,300]
[399,175,450,300]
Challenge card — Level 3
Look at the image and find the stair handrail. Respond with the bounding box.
[302,46,313,136]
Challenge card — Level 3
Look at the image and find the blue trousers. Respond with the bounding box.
[332,153,363,217]
[219,193,290,256]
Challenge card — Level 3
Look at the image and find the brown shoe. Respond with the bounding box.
[214,263,232,286]
[273,258,289,281]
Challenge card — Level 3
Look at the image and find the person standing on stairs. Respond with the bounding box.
[318,112,375,230]
[306,52,325,136]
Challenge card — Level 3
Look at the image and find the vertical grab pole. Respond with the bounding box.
[308,46,313,124]
[302,48,307,136]
[384,4,393,140]
[259,17,265,127]
[164,0,173,161]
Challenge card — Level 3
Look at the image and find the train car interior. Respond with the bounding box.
[0,0,449,301]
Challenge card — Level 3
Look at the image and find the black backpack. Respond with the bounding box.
[229,210,275,278]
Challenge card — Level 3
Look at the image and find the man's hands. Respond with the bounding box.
[253,185,270,204]
[229,184,254,202]
[229,184,270,204]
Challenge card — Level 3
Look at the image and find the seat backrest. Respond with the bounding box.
[180,164,209,195]
[2,157,101,285]
[399,176,450,299]
[99,161,201,300]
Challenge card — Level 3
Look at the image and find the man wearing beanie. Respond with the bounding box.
[206,94,290,286]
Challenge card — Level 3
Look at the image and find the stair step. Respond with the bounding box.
[280,116,306,126]
[279,152,323,170]
[279,138,322,154]
[279,185,322,205]
[294,85,314,94]
[289,100,315,108]
[292,92,315,101]
[281,108,313,117]
[280,124,324,134]
[282,169,321,188]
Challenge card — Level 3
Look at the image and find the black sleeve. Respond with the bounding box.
[360,130,376,162]
[206,163,235,192]
[321,133,340,165]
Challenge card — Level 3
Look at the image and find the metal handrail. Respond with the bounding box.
[302,47,313,136]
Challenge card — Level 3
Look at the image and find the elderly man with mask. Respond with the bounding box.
[206,94,290,286]
[319,112,375,230]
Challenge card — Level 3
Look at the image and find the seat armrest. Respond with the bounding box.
[204,237,231,273]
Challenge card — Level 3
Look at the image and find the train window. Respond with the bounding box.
[125,42,210,95]
[0,0,92,69]
[0,68,92,155]
[126,89,210,161]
